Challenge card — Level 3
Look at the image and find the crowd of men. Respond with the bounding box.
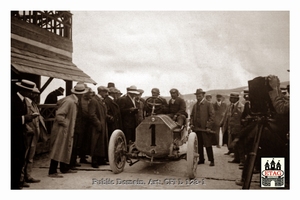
[11,74,289,189]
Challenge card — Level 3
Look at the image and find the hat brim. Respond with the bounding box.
[16,82,34,91]
[71,88,89,94]
[194,92,205,95]
[128,91,140,94]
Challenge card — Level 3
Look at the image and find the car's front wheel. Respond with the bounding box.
[186,132,199,179]
[108,129,127,174]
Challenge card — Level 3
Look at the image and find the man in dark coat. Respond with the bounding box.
[212,94,227,147]
[11,79,39,189]
[88,86,109,168]
[190,88,215,166]
[104,87,123,140]
[117,85,140,143]
[167,88,188,127]
[44,87,64,104]
[136,89,146,125]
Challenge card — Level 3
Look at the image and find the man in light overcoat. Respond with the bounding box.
[48,82,88,177]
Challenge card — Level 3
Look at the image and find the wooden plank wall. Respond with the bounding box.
[11,17,73,61]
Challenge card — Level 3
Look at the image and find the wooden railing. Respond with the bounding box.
[36,104,57,154]
[11,11,72,39]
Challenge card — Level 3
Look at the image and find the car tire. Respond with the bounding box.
[187,132,198,179]
[108,129,127,174]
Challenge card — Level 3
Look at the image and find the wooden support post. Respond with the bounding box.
[40,77,54,94]
[65,80,72,96]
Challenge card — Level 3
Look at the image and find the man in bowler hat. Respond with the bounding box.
[190,88,215,166]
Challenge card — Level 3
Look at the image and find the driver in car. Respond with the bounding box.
[167,88,188,128]
[145,88,168,116]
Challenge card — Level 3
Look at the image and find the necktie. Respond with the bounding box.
[231,104,234,114]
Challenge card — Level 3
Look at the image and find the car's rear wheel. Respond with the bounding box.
[187,132,198,179]
[108,130,127,174]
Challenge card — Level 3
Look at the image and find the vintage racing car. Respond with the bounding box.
[108,96,199,178]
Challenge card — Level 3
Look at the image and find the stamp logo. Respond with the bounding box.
[261,157,285,188]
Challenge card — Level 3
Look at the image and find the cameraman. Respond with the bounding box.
[268,75,289,114]
[267,75,290,187]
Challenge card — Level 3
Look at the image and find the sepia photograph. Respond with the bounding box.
[5,0,298,196]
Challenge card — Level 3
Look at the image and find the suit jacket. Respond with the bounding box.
[117,94,138,129]
[88,95,108,157]
[11,92,27,161]
[24,97,48,145]
[190,99,215,147]
[11,92,28,189]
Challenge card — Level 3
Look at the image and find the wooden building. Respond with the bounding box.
[11,11,97,153]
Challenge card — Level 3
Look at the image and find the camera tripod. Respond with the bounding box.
[242,115,271,189]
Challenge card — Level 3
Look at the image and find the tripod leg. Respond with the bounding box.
[242,120,264,189]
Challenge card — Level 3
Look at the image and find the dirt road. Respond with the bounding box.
[23,146,262,190]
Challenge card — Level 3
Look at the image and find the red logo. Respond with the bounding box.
[262,170,284,177]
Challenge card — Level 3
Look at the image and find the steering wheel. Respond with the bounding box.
[145,97,164,115]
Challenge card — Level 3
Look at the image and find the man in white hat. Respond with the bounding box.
[48,82,88,178]
[21,86,48,186]
[117,85,140,143]
[11,79,39,189]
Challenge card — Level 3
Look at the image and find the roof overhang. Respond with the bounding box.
[11,47,97,85]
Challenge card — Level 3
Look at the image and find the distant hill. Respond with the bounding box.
[142,80,289,115]
[143,81,289,104]
[181,80,289,104]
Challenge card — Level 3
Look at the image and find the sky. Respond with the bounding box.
[68,10,290,97]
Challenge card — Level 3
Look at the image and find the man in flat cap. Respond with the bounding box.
[220,92,244,165]
[190,88,215,166]
[88,86,109,168]
[212,94,227,148]
[167,88,188,128]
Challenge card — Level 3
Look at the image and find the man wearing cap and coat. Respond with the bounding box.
[167,88,188,127]
[117,85,140,143]
[88,86,109,168]
[220,92,244,164]
[44,87,64,104]
[11,79,39,189]
[48,82,88,177]
[190,88,215,166]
